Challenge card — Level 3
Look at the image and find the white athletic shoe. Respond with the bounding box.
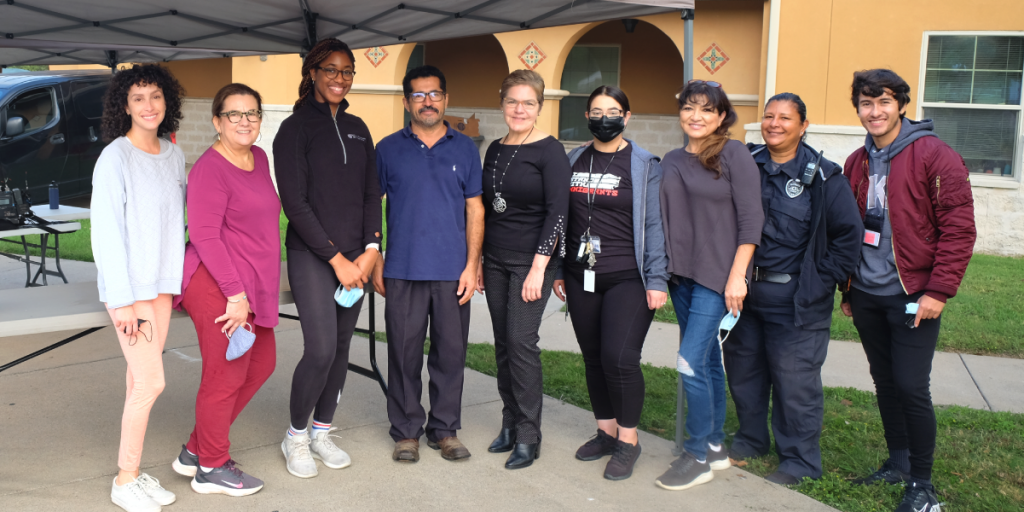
[281,432,318,478]
[310,428,353,469]
[111,476,162,512]
[136,473,176,506]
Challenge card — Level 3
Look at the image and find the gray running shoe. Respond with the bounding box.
[190,459,264,497]
[655,452,714,491]
[706,444,731,471]
[310,428,352,469]
[281,432,318,478]
[136,473,176,506]
[171,445,198,477]
[110,476,161,512]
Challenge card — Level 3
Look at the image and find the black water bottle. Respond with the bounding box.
[49,181,59,209]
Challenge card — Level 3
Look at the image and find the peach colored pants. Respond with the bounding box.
[107,294,173,472]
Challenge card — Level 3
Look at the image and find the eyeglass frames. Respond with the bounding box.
[316,67,356,81]
[407,91,446,103]
[217,110,262,123]
[688,79,722,88]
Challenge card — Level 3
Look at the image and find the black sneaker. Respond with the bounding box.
[895,482,941,512]
[603,441,641,481]
[765,470,801,486]
[706,444,731,471]
[852,460,910,486]
[655,452,713,491]
[191,459,264,497]
[575,429,617,461]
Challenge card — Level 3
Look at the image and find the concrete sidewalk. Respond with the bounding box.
[0,316,833,512]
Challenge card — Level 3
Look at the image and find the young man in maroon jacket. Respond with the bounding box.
[841,69,975,512]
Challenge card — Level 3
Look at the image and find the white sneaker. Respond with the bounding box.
[111,476,162,512]
[281,432,318,478]
[136,473,176,506]
[310,428,352,469]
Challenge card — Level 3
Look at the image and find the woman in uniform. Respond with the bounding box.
[722,92,862,485]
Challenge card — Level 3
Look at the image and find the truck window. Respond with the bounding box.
[71,81,108,120]
[6,87,57,133]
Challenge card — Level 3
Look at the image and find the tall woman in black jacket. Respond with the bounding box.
[722,93,862,485]
[273,38,382,479]
[479,69,570,470]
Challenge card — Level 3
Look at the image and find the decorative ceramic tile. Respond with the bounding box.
[518,42,547,70]
[364,46,388,68]
[698,43,729,75]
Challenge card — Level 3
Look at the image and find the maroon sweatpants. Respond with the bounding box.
[181,263,276,468]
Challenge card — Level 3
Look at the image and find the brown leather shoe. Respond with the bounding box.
[427,436,472,461]
[392,438,420,463]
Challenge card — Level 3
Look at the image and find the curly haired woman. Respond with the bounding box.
[273,38,383,479]
[91,64,187,512]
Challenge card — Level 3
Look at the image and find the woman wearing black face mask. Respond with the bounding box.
[552,85,669,481]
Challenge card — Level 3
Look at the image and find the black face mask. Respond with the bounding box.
[588,115,626,143]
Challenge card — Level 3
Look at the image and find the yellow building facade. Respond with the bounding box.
[50,0,1024,255]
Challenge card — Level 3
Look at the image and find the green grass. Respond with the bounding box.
[636,254,1024,358]
[463,342,1024,512]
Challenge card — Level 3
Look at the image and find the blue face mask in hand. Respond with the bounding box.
[717,311,741,345]
[335,285,364,308]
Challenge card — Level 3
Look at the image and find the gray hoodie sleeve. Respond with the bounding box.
[642,158,670,292]
[90,144,135,308]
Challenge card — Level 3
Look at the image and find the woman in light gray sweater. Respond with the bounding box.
[91,64,186,512]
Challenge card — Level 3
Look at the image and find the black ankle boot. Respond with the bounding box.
[488,428,516,453]
[504,443,540,469]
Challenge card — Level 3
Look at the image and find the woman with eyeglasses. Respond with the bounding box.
[551,85,670,481]
[722,93,861,486]
[169,83,280,496]
[480,69,570,469]
[653,80,764,492]
[273,37,383,479]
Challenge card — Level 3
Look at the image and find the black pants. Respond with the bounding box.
[849,287,940,481]
[384,278,471,442]
[482,245,556,444]
[287,248,366,430]
[565,267,654,429]
[722,279,830,479]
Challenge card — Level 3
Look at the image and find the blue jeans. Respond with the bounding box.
[669,278,728,461]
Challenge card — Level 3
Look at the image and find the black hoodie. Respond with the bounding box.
[273,96,382,261]
[748,142,864,329]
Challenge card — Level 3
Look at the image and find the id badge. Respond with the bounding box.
[864,229,881,247]
[589,236,601,254]
[583,269,596,292]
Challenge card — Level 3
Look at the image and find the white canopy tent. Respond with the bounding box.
[0,0,693,67]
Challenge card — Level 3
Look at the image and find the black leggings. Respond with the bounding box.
[287,248,365,430]
[564,267,655,428]
[849,287,941,481]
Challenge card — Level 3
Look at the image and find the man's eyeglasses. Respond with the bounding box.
[588,108,624,119]
[217,110,262,123]
[408,91,446,103]
[688,79,722,88]
[317,67,356,81]
[502,98,539,111]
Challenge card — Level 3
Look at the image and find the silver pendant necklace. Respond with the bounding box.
[491,125,535,213]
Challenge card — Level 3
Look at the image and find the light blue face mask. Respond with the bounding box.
[718,311,741,345]
[334,285,364,308]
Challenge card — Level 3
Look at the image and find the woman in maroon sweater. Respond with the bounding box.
[654,81,763,492]
[170,83,281,496]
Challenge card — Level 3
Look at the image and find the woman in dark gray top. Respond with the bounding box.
[653,80,764,492]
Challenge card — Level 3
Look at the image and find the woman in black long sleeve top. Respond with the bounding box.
[480,70,570,470]
[272,38,382,479]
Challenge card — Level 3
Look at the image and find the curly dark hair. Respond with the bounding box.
[850,69,911,119]
[101,64,186,141]
[294,38,356,112]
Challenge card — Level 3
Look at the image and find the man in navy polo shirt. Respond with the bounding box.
[373,65,485,464]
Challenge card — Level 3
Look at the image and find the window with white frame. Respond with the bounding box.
[920,34,1023,179]
[558,45,620,141]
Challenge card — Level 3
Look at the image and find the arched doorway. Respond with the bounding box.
[557,19,685,156]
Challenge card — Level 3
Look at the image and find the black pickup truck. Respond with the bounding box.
[0,69,111,203]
